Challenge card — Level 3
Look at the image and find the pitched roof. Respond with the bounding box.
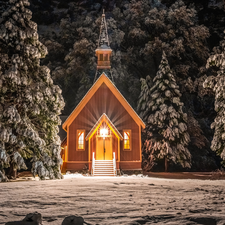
[86,113,123,140]
[62,73,146,131]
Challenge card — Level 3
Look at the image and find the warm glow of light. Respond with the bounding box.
[124,131,130,149]
[100,128,108,137]
[78,131,84,149]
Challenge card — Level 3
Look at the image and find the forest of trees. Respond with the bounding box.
[0,0,225,180]
[33,0,224,171]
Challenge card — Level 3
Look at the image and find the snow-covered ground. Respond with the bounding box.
[1,175,225,224]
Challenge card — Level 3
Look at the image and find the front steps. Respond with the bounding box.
[93,160,116,176]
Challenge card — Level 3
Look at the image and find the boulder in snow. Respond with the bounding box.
[62,215,84,225]
[5,212,42,225]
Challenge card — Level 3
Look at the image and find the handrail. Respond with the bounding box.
[113,152,117,176]
[92,152,95,176]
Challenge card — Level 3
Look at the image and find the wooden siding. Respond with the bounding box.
[63,74,145,130]
[65,162,141,171]
[68,82,140,162]
[120,124,140,161]
[120,162,142,170]
[66,162,89,171]
[68,125,88,161]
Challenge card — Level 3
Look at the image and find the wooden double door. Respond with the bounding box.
[96,136,112,160]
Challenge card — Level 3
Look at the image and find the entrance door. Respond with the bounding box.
[96,137,112,160]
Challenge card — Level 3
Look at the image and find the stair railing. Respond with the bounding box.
[92,152,95,176]
[113,152,117,176]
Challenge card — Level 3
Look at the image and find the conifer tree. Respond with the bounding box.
[203,33,225,165]
[138,52,191,171]
[0,0,64,181]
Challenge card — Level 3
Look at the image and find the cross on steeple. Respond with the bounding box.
[94,10,113,82]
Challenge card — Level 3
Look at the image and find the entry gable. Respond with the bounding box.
[86,113,123,141]
[63,73,145,131]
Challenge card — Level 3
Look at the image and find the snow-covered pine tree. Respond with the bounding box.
[0,0,64,181]
[203,33,225,165]
[138,52,191,171]
[138,75,153,123]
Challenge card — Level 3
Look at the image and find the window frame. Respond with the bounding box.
[77,130,85,151]
[123,129,131,151]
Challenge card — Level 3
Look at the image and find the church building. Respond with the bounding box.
[61,11,145,176]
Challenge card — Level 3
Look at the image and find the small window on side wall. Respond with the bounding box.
[123,130,131,150]
[77,130,85,151]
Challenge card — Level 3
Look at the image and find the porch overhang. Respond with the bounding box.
[85,113,123,141]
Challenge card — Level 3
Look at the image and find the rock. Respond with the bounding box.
[5,212,42,225]
[62,215,84,225]
[189,217,217,225]
[22,212,42,223]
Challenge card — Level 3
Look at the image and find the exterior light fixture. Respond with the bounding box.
[100,128,108,139]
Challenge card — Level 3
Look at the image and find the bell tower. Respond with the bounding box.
[94,10,113,82]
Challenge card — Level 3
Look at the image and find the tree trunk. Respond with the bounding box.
[165,157,168,172]
[7,157,17,179]
[9,164,17,179]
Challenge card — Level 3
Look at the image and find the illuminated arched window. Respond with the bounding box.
[124,130,131,150]
[77,130,85,150]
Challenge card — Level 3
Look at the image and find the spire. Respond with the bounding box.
[94,10,113,82]
[98,9,110,47]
